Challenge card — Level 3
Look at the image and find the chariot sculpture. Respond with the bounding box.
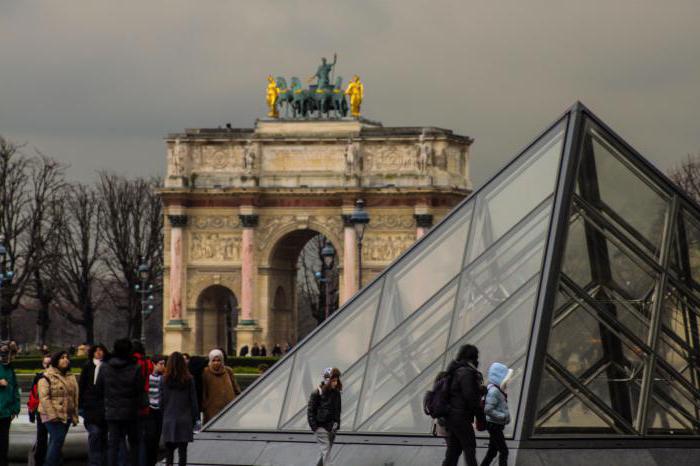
[266,55,363,119]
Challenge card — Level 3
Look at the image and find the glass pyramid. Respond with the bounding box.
[204,103,700,445]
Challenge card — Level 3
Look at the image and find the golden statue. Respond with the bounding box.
[266,75,280,118]
[345,75,364,118]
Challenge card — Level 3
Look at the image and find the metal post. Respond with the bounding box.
[140,275,147,347]
[357,240,363,289]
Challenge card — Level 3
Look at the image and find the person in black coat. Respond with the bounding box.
[96,338,144,466]
[160,352,199,466]
[307,367,342,466]
[442,344,485,466]
[79,344,109,466]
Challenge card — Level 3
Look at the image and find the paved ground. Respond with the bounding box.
[9,410,88,463]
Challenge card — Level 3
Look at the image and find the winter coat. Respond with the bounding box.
[79,359,105,425]
[188,356,209,415]
[202,366,241,424]
[445,359,483,422]
[96,356,145,421]
[133,352,154,417]
[484,362,511,425]
[0,363,20,419]
[27,372,44,422]
[160,377,199,444]
[38,366,79,425]
[307,386,341,432]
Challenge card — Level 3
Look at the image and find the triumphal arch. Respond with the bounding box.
[160,65,473,355]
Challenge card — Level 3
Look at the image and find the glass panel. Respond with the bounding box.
[657,285,700,389]
[280,283,381,425]
[357,280,457,425]
[672,209,700,295]
[207,356,293,431]
[584,126,669,256]
[372,202,472,344]
[646,365,700,435]
[448,277,540,437]
[561,211,592,286]
[466,120,565,262]
[450,200,551,345]
[357,357,444,434]
[539,391,610,430]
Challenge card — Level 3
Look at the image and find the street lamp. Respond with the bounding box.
[135,258,155,346]
[0,236,15,341]
[320,243,336,320]
[349,199,370,289]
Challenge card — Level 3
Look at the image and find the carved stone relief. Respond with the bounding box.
[367,214,415,230]
[364,144,417,172]
[190,232,242,262]
[168,139,189,177]
[191,144,245,172]
[256,215,297,252]
[190,215,240,230]
[187,272,240,307]
[362,233,416,262]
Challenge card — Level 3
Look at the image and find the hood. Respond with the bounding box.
[108,357,133,369]
[487,362,513,388]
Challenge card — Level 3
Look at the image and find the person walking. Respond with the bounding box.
[38,351,79,466]
[97,338,144,466]
[132,340,154,466]
[0,341,20,466]
[201,349,241,424]
[79,344,109,466]
[442,344,485,466]
[145,355,166,466]
[160,352,199,466]
[307,367,342,466]
[27,355,51,466]
[480,363,513,466]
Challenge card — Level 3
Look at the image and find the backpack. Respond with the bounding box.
[423,372,452,419]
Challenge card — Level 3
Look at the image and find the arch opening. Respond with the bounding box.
[195,285,238,356]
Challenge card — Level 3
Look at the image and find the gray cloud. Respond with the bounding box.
[1,0,699,183]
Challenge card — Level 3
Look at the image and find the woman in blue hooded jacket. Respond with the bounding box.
[480,362,513,466]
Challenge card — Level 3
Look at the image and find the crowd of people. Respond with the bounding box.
[0,339,242,466]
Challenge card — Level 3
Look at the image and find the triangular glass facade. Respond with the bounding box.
[204,103,700,448]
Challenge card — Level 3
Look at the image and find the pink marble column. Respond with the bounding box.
[342,215,358,302]
[414,214,433,239]
[167,214,188,322]
[239,214,259,324]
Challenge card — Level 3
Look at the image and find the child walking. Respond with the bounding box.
[480,362,513,466]
[307,367,342,466]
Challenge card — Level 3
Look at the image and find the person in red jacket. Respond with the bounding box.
[132,340,154,466]
[27,355,51,466]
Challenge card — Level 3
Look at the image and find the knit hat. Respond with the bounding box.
[208,348,224,362]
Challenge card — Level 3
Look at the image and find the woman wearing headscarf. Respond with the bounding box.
[38,351,79,466]
[201,349,241,424]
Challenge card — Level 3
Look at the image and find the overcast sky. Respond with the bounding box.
[1,0,699,186]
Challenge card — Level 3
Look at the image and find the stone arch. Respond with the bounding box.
[194,285,238,356]
[259,220,343,268]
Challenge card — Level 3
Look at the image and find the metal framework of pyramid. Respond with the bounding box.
[189,103,700,466]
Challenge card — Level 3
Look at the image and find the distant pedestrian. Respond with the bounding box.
[97,338,144,466]
[27,355,52,466]
[307,367,342,466]
[251,342,261,357]
[271,344,282,357]
[132,340,154,465]
[79,344,109,466]
[442,344,485,466]
[260,344,267,357]
[38,351,79,466]
[145,355,166,466]
[239,345,249,357]
[284,341,293,353]
[160,352,199,466]
[202,349,241,424]
[480,363,513,466]
[186,355,208,424]
[0,341,20,466]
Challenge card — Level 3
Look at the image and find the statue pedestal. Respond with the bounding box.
[235,322,263,351]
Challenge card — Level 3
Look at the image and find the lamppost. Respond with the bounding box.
[314,243,336,320]
[135,258,155,347]
[349,199,370,289]
[0,237,15,341]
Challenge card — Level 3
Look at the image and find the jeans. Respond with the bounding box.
[85,422,108,466]
[443,415,478,466]
[34,417,48,466]
[480,422,508,466]
[313,428,334,466]
[0,417,11,466]
[107,420,139,466]
[164,442,187,466]
[144,410,163,466]
[44,421,70,466]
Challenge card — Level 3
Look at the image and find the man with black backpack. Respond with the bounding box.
[442,344,485,466]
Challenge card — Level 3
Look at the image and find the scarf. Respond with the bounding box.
[93,358,102,384]
[208,363,225,375]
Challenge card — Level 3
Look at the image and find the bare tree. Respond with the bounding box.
[669,152,700,203]
[97,173,163,340]
[50,184,105,343]
[296,234,338,327]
